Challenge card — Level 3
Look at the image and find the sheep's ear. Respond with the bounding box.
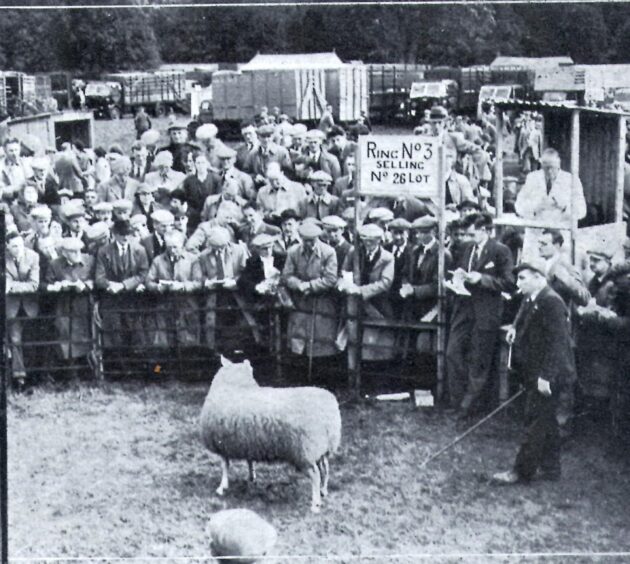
[244,359,251,368]
[220,355,231,367]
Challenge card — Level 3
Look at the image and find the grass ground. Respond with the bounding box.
[8,376,630,562]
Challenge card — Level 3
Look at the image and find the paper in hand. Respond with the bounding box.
[445,268,471,296]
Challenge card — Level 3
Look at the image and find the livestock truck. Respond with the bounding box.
[210,53,368,134]
[84,70,187,119]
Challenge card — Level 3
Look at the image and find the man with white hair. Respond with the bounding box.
[97,156,139,203]
[256,162,309,221]
[25,205,52,251]
[515,148,586,226]
[195,123,227,170]
[27,156,59,207]
[11,185,39,233]
[145,150,186,194]
[141,209,174,262]
[145,229,199,347]
[45,237,95,363]
[201,179,247,224]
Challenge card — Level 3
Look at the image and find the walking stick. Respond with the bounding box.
[307,296,318,383]
[418,388,524,469]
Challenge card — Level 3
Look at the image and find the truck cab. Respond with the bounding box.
[84,81,123,119]
[477,84,524,118]
[406,79,458,118]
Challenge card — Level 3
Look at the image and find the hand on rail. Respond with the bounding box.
[505,325,516,345]
[222,278,237,290]
[399,283,414,298]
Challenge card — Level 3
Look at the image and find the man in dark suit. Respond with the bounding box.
[446,212,515,417]
[295,129,341,182]
[237,204,282,252]
[321,214,352,276]
[493,260,576,484]
[95,219,150,354]
[327,125,357,176]
[141,209,174,263]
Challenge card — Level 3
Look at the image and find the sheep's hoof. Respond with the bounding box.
[216,486,226,496]
[310,504,321,514]
[320,488,328,498]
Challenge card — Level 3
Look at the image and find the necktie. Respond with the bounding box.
[416,245,426,268]
[546,176,553,195]
[468,245,478,272]
[215,250,225,279]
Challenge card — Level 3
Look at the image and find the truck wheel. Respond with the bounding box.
[154,103,166,118]
[109,106,121,120]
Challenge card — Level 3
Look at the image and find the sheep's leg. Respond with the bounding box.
[248,460,256,482]
[216,457,229,496]
[318,455,330,498]
[307,465,322,513]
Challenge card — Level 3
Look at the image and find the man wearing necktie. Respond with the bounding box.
[305,171,339,221]
[446,212,515,419]
[493,260,575,485]
[384,218,412,319]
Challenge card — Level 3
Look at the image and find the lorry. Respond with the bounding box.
[0,70,55,119]
[210,53,368,133]
[405,79,459,118]
[84,70,187,119]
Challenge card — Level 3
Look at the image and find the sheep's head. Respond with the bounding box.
[210,356,258,391]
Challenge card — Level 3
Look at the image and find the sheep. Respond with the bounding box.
[199,356,342,513]
[208,508,277,563]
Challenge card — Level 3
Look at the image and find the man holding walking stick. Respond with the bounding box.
[492,259,577,485]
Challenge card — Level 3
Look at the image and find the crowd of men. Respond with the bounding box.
[2,103,630,477]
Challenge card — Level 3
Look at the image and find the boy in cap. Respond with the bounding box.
[93,201,114,228]
[45,237,95,365]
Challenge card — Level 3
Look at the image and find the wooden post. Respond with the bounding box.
[436,145,446,403]
[570,109,580,263]
[615,115,627,223]
[0,210,7,563]
[347,144,362,398]
[494,109,504,218]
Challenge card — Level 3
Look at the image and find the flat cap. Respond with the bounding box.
[586,248,614,261]
[195,123,218,140]
[514,258,547,277]
[30,156,48,170]
[341,207,356,221]
[215,144,236,159]
[136,183,156,194]
[140,129,161,145]
[110,156,132,174]
[167,119,189,131]
[309,170,333,184]
[257,124,276,137]
[251,233,277,247]
[411,215,438,230]
[153,150,174,167]
[388,218,412,231]
[206,226,231,247]
[112,219,134,236]
[367,207,394,222]
[291,123,308,136]
[151,209,175,224]
[57,188,74,198]
[358,223,385,239]
[30,205,52,220]
[20,134,43,155]
[321,215,347,229]
[85,221,110,241]
[60,202,85,220]
[59,237,84,251]
[279,209,301,223]
[305,129,326,141]
[297,221,323,238]
[458,199,480,211]
[93,202,113,212]
[130,214,148,227]
[429,105,448,121]
[112,199,133,212]
[327,125,346,139]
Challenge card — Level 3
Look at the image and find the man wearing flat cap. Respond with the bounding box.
[256,162,309,223]
[295,129,341,183]
[95,219,150,355]
[24,205,52,253]
[98,155,139,203]
[304,170,340,221]
[339,223,396,361]
[575,246,618,404]
[112,199,133,223]
[245,124,293,188]
[145,229,199,348]
[192,226,249,351]
[61,202,89,248]
[93,202,114,228]
[85,221,111,256]
[11,185,39,234]
[27,156,59,208]
[45,237,95,364]
[493,259,575,485]
[215,144,256,202]
[141,209,174,262]
[235,121,259,172]
[131,183,157,231]
[427,106,476,157]
[400,216,452,380]
[156,120,200,174]
[282,220,339,364]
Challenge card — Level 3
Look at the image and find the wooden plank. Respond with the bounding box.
[436,144,446,403]
[494,109,504,217]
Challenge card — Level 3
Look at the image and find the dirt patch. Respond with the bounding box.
[8,379,630,561]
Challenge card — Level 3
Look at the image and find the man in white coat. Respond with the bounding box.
[515,148,587,261]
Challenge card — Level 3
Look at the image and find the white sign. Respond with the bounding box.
[358,135,440,198]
